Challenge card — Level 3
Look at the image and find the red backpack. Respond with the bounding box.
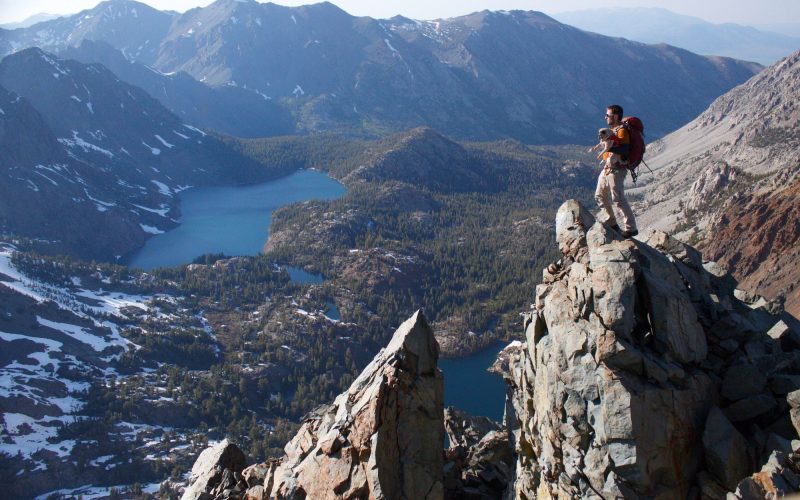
[622,116,646,182]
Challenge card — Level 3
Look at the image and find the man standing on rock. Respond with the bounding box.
[595,104,638,238]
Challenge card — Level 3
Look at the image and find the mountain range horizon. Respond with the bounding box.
[2,0,799,28]
[1,0,799,497]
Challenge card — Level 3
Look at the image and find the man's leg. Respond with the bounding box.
[595,171,618,227]
[608,169,637,233]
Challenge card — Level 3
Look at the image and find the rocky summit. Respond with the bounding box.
[502,200,800,498]
[181,199,800,499]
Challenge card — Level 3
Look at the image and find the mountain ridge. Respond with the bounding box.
[0,0,762,143]
[61,39,295,138]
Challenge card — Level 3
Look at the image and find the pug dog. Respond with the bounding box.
[590,127,623,175]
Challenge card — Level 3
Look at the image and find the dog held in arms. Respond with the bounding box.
[590,127,623,175]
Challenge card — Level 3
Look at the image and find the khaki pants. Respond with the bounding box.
[595,168,637,232]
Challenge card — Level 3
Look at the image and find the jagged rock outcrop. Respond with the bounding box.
[499,199,800,498]
[444,407,503,450]
[255,310,444,499]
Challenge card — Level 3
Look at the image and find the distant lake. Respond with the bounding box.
[439,341,508,422]
[127,170,345,270]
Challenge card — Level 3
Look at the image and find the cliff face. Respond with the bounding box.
[702,174,800,317]
[502,200,799,498]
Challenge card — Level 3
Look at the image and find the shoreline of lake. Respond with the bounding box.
[126,169,346,270]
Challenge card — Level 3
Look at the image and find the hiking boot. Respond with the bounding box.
[621,229,639,239]
[610,224,621,232]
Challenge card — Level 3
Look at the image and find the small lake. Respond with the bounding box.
[285,266,324,284]
[439,341,508,422]
[127,170,346,270]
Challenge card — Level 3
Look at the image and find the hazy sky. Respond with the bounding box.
[1,0,799,27]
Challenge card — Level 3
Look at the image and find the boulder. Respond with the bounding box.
[789,390,800,409]
[244,485,264,500]
[724,394,778,423]
[768,374,800,396]
[181,439,247,500]
[588,240,639,337]
[555,199,595,261]
[644,229,704,270]
[703,407,751,491]
[767,320,800,350]
[451,430,514,499]
[730,451,800,499]
[241,463,270,488]
[641,267,708,363]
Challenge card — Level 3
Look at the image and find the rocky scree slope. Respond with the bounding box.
[635,49,800,318]
[180,199,800,499]
[0,0,761,143]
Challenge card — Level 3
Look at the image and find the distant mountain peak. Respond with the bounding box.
[292,1,351,19]
[0,12,62,30]
[207,0,259,8]
[89,0,161,15]
[394,126,452,145]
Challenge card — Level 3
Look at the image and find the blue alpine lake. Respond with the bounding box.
[439,341,508,422]
[127,169,346,269]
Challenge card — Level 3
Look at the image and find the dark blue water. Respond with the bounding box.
[285,266,324,284]
[439,341,508,422]
[127,170,345,269]
[324,301,340,321]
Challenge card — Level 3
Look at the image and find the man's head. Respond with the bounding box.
[606,104,623,126]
